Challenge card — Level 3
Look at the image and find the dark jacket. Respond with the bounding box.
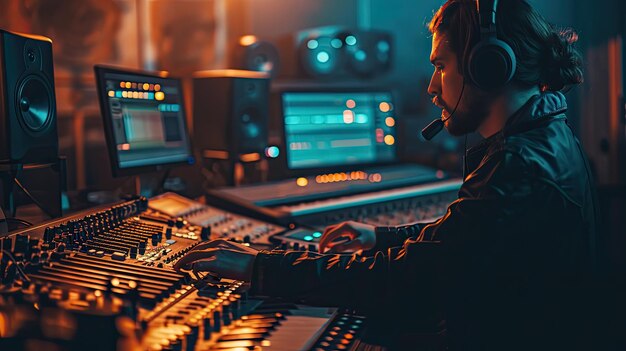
[250,92,600,350]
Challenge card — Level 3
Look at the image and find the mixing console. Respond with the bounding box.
[0,195,376,350]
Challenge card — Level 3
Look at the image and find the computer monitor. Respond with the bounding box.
[94,65,194,177]
[281,90,397,171]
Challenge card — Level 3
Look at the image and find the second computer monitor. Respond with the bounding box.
[95,65,194,177]
[281,90,397,171]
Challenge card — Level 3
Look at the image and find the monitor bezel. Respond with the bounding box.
[94,64,195,178]
[277,87,400,178]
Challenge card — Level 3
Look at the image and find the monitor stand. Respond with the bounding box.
[134,169,172,198]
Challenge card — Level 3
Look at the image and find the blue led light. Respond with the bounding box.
[265,146,280,158]
[317,51,330,63]
[307,39,319,50]
[303,235,314,241]
[331,38,343,49]
[355,50,367,61]
[312,232,322,238]
[345,35,357,46]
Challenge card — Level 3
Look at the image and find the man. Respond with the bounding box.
[176,1,600,349]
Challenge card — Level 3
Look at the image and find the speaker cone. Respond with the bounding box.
[18,75,52,132]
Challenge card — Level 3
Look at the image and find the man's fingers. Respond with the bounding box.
[319,223,356,252]
[173,248,218,271]
[191,257,218,272]
[327,238,363,254]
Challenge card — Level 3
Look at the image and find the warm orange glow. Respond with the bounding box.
[154,84,161,91]
[379,102,391,112]
[122,91,128,98]
[346,99,356,109]
[296,177,308,187]
[124,82,131,89]
[343,110,354,124]
[108,90,115,97]
[239,35,258,46]
[239,152,261,162]
[155,91,165,101]
[132,91,139,99]
[385,117,395,127]
[384,135,395,145]
[119,82,125,88]
[143,83,150,90]
[131,82,137,89]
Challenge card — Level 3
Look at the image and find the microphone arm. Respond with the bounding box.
[421,80,466,140]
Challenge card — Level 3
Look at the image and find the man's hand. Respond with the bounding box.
[318,221,376,253]
[173,239,259,282]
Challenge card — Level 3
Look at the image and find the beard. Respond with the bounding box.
[441,87,493,137]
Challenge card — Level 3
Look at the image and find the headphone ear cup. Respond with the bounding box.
[467,37,516,90]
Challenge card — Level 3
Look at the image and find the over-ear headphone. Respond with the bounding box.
[467,0,516,90]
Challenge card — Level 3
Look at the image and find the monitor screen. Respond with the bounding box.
[282,91,397,170]
[95,65,194,176]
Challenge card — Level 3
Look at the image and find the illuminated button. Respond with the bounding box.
[384,135,395,145]
[345,35,357,46]
[312,232,322,238]
[296,177,308,187]
[154,84,161,91]
[346,99,356,109]
[143,83,150,90]
[108,90,115,97]
[265,146,280,158]
[125,82,131,89]
[307,39,319,50]
[155,91,165,101]
[385,117,395,127]
[316,51,330,63]
[354,50,367,61]
[331,38,343,48]
[303,235,314,241]
[379,102,391,112]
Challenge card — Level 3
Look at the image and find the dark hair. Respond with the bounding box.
[428,0,583,91]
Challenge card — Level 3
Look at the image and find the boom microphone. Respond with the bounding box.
[421,81,466,140]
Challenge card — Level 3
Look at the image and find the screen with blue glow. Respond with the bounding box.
[100,71,193,170]
[282,91,397,169]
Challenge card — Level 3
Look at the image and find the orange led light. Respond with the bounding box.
[143,83,150,90]
[385,117,395,127]
[346,99,356,109]
[108,90,115,97]
[155,91,165,101]
[239,35,258,46]
[296,177,308,187]
[384,135,395,145]
[154,84,161,91]
[125,82,131,89]
[379,102,391,112]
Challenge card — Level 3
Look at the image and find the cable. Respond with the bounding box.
[0,218,33,227]
[13,178,56,218]
[1,249,31,283]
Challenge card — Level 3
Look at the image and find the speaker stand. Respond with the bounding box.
[0,157,66,220]
[200,153,268,187]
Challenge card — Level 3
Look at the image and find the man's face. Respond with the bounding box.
[428,32,492,136]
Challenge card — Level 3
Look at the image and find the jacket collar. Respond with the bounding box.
[463,91,568,177]
[502,91,568,137]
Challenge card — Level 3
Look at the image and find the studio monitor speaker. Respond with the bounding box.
[192,70,270,159]
[294,26,393,79]
[0,29,58,164]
